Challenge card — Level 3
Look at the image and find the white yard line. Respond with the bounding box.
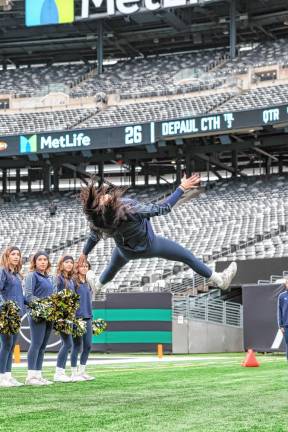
[12,355,244,368]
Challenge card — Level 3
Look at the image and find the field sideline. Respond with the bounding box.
[0,353,287,432]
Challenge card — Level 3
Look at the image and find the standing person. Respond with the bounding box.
[48,201,57,217]
[54,255,76,383]
[24,251,55,386]
[0,246,25,387]
[71,260,94,382]
[78,174,237,295]
[278,279,288,360]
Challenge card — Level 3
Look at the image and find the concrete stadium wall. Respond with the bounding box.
[216,257,288,285]
[173,319,243,354]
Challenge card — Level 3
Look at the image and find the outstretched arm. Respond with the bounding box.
[135,173,201,218]
[79,230,102,265]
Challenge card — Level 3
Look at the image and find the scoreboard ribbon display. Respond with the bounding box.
[0,104,287,157]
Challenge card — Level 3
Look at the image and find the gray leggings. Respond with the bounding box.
[71,319,92,367]
[57,332,73,369]
[100,235,213,284]
[0,333,18,373]
[27,316,53,370]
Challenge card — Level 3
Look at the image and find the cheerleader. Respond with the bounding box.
[54,255,76,383]
[24,251,56,386]
[71,260,94,382]
[0,246,25,387]
[78,174,237,294]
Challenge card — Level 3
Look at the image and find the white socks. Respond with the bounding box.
[5,372,11,379]
[55,367,66,375]
[78,365,86,374]
[71,365,86,375]
[27,370,37,379]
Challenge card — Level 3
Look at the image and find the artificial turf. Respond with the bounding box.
[0,354,287,432]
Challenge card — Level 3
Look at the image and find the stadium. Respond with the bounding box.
[0,0,288,431]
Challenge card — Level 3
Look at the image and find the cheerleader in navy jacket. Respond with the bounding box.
[0,246,25,388]
[24,251,56,386]
[278,279,288,359]
[71,260,94,382]
[54,255,76,383]
[79,174,237,295]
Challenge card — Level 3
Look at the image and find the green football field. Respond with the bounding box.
[0,353,287,432]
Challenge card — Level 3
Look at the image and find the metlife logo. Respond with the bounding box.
[25,0,217,26]
[39,132,91,151]
[80,0,214,19]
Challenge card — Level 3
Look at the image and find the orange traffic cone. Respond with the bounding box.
[241,349,260,367]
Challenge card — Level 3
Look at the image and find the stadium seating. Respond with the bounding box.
[216,83,288,113]
[215,38,288,77]
[0,63,92,97]
[0,108,98,135]
[71,48,228,99]
[1,175,288,293]
[78,92,235,128]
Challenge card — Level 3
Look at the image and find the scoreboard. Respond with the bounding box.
[0,104,287,158]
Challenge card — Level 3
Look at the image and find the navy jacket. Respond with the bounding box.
[24,271,56,304]
[278,290,288,327]
[75,282,92,319]
[83,187,184,255]
[57,275,76,293]
[0,268,25,317]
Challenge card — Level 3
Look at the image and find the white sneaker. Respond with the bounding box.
[71,373,86,382]
[39,377,53,385]
[80,373,95,381]
[54,373,72,383]
[86,270,101,293]
[6,376,24,387]
[219,262,237,290]
[86,271,107,300]
[25,377,46,386]
[0,375,14,387]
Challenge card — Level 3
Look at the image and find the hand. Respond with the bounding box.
[280,327,285,334]
[179,173,201,191]
[78,253,88,266]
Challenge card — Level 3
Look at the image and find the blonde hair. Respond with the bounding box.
[0,246,23,275]
[29,253,51,274]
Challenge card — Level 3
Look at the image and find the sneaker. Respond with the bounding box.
[39,377,53,385]
[86,270,100,293]
[71,374,86,382]
[80,373,95,381]
[7,376,24,387]
[219,262,237,290]
[0,375,15,387]
[86,271,107,300]
[53,373,72,383]
[25,377,46,386]
[95,289,107,302]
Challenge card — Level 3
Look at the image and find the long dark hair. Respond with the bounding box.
[80,178,131,236]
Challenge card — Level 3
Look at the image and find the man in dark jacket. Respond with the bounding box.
[278,279,288,359]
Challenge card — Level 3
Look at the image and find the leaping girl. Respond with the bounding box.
[78,174,237,295]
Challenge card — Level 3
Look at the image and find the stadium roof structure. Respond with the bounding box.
[0,0,288,65]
